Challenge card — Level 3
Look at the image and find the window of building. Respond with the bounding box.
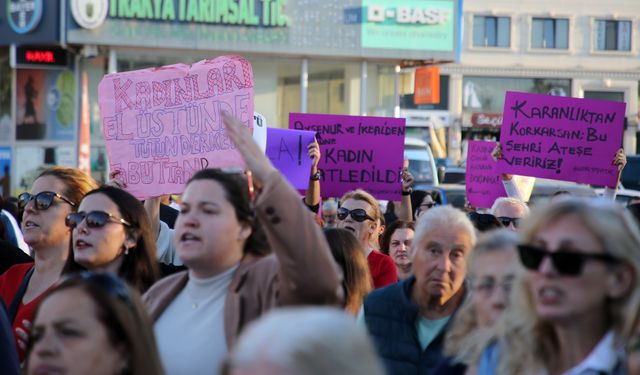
[595,20,632,51]
[473,16,510,48]
[532,18,569,49]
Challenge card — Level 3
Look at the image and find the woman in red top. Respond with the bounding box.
[0,167,97,360]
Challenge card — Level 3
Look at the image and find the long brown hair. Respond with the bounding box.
[324,228,373,315]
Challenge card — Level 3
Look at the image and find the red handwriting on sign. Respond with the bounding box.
[25,50,55,63]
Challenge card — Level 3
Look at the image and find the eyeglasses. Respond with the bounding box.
[517,244,618,276]
[337,207,374,222]
[65,211,132,229]
[497,216,520,228]
[474,276,514,296]
[468,212,502,226]
[18,191,76,210]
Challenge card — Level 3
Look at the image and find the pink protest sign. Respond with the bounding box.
[466,141,507,209]
[98,55,254,199]
[266,128,316,190]
[496,91,625,188]
[290,113,405,200]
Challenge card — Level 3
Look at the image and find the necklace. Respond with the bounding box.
[186,283,204,309]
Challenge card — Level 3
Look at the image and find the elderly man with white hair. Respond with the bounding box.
[490,197,529,231]
[360,205,477,375]
[224,307,385,375]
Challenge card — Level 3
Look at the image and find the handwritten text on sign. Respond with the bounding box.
[98,56,254,198]
[266,128,315,190]
[290,113,405,200]
[496,91,625,188]
[465,141,507,209]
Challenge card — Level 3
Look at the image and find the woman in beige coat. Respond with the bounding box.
[143,112,342,375]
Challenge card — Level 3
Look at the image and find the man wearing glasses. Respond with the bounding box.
[490,197,529,231]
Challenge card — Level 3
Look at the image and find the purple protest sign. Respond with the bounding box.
[466,141,507,209]
[98,56,254,199]
[290,113,405,200]
[496,91,625,188]
[266,128,316,190]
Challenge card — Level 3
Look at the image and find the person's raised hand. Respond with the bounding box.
[222,111,277,187]
[308,140,321,170]
[491,142,503,162]
[401,168,414,195]
[106,170,127,189]
[613,148,627,171]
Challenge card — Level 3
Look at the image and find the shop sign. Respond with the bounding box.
[414,66,440,105]
[106,0,290,27]
[7,0,43,34]
[12,46,69,69]
[71,0,109,29]
[361,0,454,51]
[471,112,502,128]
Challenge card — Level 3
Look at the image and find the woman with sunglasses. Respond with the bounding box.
[337,189,397,289]
[24,271,166,375]
[410,190,440,221]
[0,167,97,360]
[379,220,415,281]
[62,186,159,293]
[144,112,342,375]
[476,199,640,374]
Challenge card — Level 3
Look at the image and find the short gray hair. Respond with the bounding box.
[490,197,530,216]
[227,307,385,375]
[412,205,477,257]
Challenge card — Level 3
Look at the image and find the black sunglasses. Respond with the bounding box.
[497,216,520,228]
[18,191,76,210]
[468,212,502,225]
[337,207,374,222]
[517,244,618,276]
[65,211,132,229]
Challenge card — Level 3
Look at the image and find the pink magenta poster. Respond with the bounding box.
[98,56,254,199]
[466,141,507,209]
[290,113,405,200]
[496,91,625,188]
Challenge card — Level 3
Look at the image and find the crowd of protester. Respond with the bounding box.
[1,111,640,375]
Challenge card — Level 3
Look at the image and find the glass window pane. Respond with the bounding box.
[532,19,544,48]
[556,19,569,49]
[473,16,485,47]
[543,19,555,48]
[595,20,606,50]
[497,17,510,47]
[485,17,497,47]
[605,21,617,50]
[618,21,632,51]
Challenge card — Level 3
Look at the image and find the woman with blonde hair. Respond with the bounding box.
[0,166,97,360]
[477,199,640,374]
[432,229,519,374]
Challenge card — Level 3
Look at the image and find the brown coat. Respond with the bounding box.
[143,171,342,348]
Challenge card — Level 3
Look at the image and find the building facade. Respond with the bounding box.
[0,0,461,194]
[444,0,640,162]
